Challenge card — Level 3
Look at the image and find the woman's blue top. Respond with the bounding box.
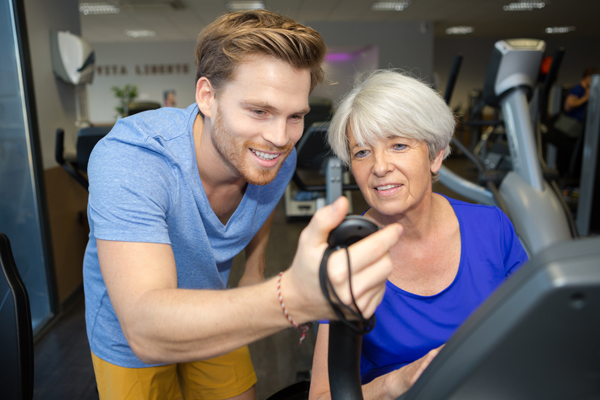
[360,195,528,384]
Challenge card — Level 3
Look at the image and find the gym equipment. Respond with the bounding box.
[0,233,34,400]
[400,236,600,400]
[439,39,574,256]
[320,216,380,400]
[308,216,600,400]
[576,74,600,236]
[265,216,378,400]
[55,126,111,190]
[265,380,310,400]
[284,122,357,219]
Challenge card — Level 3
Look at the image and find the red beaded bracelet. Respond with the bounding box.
[277,271,310,345]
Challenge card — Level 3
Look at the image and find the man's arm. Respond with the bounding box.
[99,196,401,365]
[564,90,590,112]
[238,211,275,287]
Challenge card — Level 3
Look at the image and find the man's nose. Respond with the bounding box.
[263,118,288,148]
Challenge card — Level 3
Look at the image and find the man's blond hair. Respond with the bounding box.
[195,10,326,93]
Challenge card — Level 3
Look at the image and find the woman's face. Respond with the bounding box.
[349,130,444,218]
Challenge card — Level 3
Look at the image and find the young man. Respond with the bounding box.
[83,10,402,399]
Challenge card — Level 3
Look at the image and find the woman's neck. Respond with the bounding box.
[366,192,445,241]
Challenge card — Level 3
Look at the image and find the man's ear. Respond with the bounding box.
[431,148,445,174]
[196,77,215,118]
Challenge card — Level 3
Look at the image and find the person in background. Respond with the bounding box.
[564,66,598,124]
[164,89,177,107]
[84,11,401,400]
[309,70,528,400]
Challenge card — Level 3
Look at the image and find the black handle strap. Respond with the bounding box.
[319,246,375,334]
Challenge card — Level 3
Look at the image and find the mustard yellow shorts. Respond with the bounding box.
[91,346,257,400]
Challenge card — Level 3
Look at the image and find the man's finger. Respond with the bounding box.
[300,196,349,246]
[353,281,388,318]
[347,253,394,296]
[327,251,393,301]
[329,222,402,279]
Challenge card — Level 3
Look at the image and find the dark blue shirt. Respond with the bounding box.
[565,84,587,123]
[360,195,528,384]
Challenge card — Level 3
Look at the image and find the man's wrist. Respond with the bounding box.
[278,269,313,324]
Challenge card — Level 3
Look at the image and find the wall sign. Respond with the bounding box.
[96,64,191,76]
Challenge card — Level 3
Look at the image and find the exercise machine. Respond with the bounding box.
[284,122,357,219]
[0,233,34,400]
[313,223,600,400]
[55,126,111,191]
[400,236,600,400]
[439,39,574,256]
[576,74,600,236]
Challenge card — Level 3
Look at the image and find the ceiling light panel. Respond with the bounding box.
[545,26,575,34]
[503,1,546,11]
[79,3,120,14]
[371,1,411,11]
[226,1,265,11]
[125,29,157,37]
[118,0,185,8]
[446,26,475,35]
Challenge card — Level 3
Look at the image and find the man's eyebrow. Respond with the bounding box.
[241,99,310,115]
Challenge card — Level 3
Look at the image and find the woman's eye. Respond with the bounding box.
[393,143,407,151]
[354,150,368,159]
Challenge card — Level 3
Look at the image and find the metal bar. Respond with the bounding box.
[577,75,600,236]
[500,89,545,191]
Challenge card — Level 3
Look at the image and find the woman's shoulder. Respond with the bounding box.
[438,194,509,232]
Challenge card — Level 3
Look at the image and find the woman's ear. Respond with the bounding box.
[430,148,445,174]
[195,77,215,118]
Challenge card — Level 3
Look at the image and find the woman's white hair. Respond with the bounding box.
[328,69,456,171]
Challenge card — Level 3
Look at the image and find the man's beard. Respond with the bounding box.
[210,108,294,186]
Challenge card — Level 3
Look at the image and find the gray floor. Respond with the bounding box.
[32,156,476,400]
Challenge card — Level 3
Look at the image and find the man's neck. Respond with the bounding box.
[193,113,247,224]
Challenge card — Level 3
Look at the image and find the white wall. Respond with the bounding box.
[311,45,379,105]
[24,0,81,169]
[306,20,435,82]
[87,41,197,124]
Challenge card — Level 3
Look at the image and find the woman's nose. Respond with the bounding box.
[372,152,393,176]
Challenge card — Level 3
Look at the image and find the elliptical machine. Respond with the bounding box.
[439,39,575,256]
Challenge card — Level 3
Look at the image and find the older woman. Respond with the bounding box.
[309,70,528,400]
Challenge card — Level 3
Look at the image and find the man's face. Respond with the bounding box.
[208,56,311,185]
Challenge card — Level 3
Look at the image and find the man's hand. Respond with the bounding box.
[281,196,402,323]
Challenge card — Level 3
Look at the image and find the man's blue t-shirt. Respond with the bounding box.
[360,196,528,384]
[565,84,587,123]
[83,103,296,368]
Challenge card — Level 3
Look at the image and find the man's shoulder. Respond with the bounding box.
[113,104,196,143]
[89,104,199,179]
